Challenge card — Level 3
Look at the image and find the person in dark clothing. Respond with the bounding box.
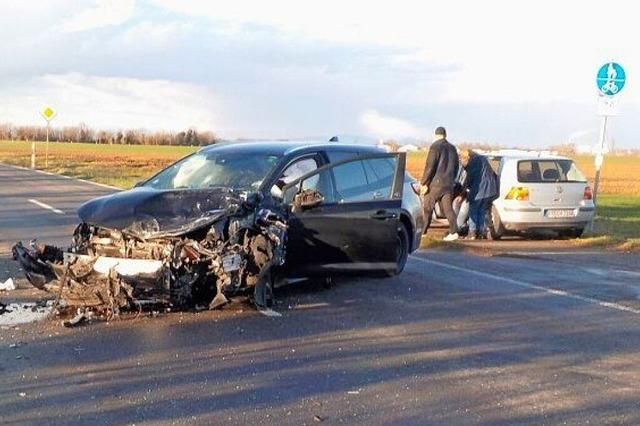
[420,127,460,241]
[460,149,499,239]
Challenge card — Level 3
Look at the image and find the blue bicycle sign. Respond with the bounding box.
[597,62,626,96]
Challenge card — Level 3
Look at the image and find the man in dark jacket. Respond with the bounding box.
[421,127,460,241]
[460,149,499,239]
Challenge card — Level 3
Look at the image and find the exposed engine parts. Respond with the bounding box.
[12,192,288,318]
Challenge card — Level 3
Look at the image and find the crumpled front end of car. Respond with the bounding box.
[12,191,287,316]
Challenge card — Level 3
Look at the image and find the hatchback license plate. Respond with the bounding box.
[546,209,576,218]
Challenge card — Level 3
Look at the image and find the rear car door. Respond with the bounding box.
[283,153,406,276]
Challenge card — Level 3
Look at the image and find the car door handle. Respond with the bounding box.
[371,210,397,220]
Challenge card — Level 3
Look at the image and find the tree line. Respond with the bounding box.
[0,123,218,146]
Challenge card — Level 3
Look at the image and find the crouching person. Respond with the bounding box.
[460,149,498,240]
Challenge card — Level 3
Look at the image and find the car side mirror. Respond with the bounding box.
[270,180,286,200]
[292,189,325,212]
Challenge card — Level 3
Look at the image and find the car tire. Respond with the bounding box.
[320,277,333,289]
[389,225,410,276]
[488,205,505,240]
[559,228,584,239]
[253,272,275,309]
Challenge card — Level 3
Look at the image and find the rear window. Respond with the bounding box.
[517,160,586,183]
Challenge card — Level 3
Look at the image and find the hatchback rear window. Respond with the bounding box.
[517,160,586,183]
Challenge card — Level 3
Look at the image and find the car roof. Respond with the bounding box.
[484,149,570,161]
[200,140,383,157]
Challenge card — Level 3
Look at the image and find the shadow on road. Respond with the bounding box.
[2,260,640,424]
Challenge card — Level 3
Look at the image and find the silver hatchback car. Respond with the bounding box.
[485,151,595,239]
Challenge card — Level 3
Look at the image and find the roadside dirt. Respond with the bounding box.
[424,220,638,256]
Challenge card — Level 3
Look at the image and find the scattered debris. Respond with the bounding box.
[0,301,53,326]
[0,277,16,291]
[12,188,288,321]
[63,310,94,328]
[313,415,324,422]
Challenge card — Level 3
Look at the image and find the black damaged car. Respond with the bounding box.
[13,141,425,313]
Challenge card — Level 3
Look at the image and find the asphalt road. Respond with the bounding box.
[2,163,640,425]
[0,163,115,254]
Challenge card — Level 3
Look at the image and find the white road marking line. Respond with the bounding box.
[28,198,65,215]
[585,267,640,279]
[410,255,640,315]
[0,162,121,190]
[294,302,330,310]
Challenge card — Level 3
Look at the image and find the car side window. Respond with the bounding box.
[281,157,319,185]
[285,156,399,206]
[326,151,358,163]
[331,157,398,203]
[332,160,369,201]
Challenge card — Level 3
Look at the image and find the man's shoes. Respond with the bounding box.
[443,233,459,242]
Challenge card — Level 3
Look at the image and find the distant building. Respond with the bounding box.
[398,144,419,153]
[377,140,392,152]
[575,144,595,155]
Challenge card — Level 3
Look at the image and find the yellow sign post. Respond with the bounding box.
[39,106,57,168]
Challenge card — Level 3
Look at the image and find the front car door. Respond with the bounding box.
[283,153,406,276]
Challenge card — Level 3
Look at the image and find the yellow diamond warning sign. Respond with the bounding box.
[42,106,56,120]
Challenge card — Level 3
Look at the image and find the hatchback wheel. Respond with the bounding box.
[559,228,585,239]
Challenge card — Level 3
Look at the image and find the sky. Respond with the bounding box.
[0,0,638,148]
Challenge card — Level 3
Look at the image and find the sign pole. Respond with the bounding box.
[592,115,608,207]
[39,106,57,170]
[31,140,36,169]
[45,121,49,169]
[591,61,625,233]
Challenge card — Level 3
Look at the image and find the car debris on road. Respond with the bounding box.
[12,187,287,319]
[0,277,16,291]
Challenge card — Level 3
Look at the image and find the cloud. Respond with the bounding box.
[360,110,428,139]
[0,73,220,131]
[60,0,135,33]
[150,0,639,105]
[1,0,638,146]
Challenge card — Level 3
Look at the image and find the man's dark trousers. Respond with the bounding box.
[422,186,458,234]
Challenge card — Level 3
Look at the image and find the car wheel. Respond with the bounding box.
[253,273,274,309]
[559,228,584,239]
[320,277,333,289]
[488,205,505,240]
[389,225,410,276]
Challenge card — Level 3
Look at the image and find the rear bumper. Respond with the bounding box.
[497,203,595,231]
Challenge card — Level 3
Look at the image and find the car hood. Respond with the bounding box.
[77,187,246,238]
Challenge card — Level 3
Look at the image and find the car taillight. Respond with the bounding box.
[411,182,421,195]
[505,186,530,201]
[583,186,593,200]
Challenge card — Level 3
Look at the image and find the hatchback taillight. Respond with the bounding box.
[583,186,593,200]
[505,186,530,201]
[411,182,421,195]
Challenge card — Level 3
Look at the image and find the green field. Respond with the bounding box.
[592,194,640,246]
[1,140,638,246]
[0,140,196,188]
